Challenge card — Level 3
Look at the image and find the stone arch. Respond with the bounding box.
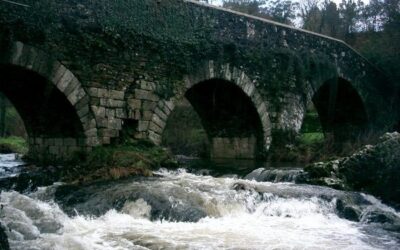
[309,76,369,140]
[148,61,272,156]
[0,41,98,158]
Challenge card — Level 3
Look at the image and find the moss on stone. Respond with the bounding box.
[61,140,178,185]
[0,136,28,155]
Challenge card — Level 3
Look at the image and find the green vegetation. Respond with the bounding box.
[61,140,178,184]
[0,136,28,154]
[299,132,324,145]
[267,104,373,163]
[162,100,210,157]
[0,93,26,138]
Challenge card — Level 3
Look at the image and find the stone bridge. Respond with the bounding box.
[0,0,398,160]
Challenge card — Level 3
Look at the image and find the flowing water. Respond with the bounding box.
[0,154,400,250]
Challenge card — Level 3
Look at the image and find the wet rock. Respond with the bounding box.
[0,167,61,193]
[336,199,361,222]
[302,132,400,206]
[0,144,13,154]
[0,223,10,250]
[244,168,303,183]
[55,178,208,222]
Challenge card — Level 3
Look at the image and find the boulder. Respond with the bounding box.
[302,132,400,206]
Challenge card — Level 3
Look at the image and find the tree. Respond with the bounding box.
[223,0,268,18]
[320,0,341,37]
[300,0,323,32]
[263,0,300,25]
[339,0,361,39]
[222,0,299,25]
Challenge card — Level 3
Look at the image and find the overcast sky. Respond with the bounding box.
[210,0,370,6]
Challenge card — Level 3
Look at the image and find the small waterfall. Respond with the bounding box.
[0,168,398,249]
[0,154,399,250]
[244,167,303,183]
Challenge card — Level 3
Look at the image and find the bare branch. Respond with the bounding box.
[0,0,30,8]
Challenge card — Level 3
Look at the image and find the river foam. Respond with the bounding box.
[1,168,399,249]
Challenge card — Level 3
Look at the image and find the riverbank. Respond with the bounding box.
[0,136,28,155]
[0,140,177,193]
[61,140,178,184]
[301,132,400,208]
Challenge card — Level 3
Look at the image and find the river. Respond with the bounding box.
[0,154,399,249]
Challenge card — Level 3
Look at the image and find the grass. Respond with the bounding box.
[0,136,28,154]
[61,140,178,184]
[299,132,324,145]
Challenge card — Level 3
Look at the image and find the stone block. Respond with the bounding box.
[54,138,63,146]
[154,107,167,121]
[108,118,122,130]
[75,95,90,110]
[90,97,100,106]
[148,131,161,145]
[67,87,86,106]
[110,90,125,100]
[152,114,166,129]
[135,89,159,101]
[106,109,115,118]
[140,80,155,90]
[134,132,147,139]
[59,146,68,157]
[97,88,109,98]
[50,64,67,84]
[257,103,267,115]
[49,146,59,155]
[101,136,111,144]
[11,41,24,65]
[143,110,153,121]
[128,98,141,110]
[85,137,100,147]
[142,100,157,111]
[77,105,90,118]
[64,138,77,146]
[164,100,175,112]
[108,99,125,108]
[67,146,80,154]
[85,128,98,137]
[138,121,149,132]
[45,138,55,146]
[92,106,106,118]
[25,47,38,70]
[88,87,99,97]
[63,77,80,97]
[99,98,109,107]
[83,118,97,131]
[116,108,127,119]
[99,128,119,138]
[149,121,163,134]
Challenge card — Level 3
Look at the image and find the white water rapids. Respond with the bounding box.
[0,156,399,250]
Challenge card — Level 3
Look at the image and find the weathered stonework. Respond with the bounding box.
[0,0,398,161]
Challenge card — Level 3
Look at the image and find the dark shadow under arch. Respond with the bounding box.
[0,65,84,138]
[181,79,265,159]
[0,64,85,158]
[312,77,368,140]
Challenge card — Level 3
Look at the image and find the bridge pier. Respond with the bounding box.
[28,137,87,162]
[210,136,257,159]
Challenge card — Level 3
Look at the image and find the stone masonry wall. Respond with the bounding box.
[0,0,397,158]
